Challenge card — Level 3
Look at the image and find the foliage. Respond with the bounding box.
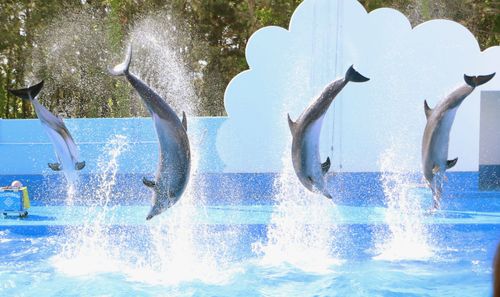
[0,0,498,118]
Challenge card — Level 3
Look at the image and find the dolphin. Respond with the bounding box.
[109,45,190,220]
[422,72,495,210]
[8,81,85,181]
[287,66,369,198]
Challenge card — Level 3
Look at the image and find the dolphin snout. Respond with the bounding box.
[323,191,333,199]
[146,199,171,220]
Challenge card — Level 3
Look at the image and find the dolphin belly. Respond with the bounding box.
[296,117,324,188]
[43,124,75,171]
[154,118,190,204]
[429,107,459,173]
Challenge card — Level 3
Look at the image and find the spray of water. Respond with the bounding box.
[126,12,198,116]
[374,143,434,261]
[53,134,129,275]
[53,13,241,285]
[129,133,241,285]
[253,61,341,273]
[253,152,341,273]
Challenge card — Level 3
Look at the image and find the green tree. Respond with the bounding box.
[0,0,498,119]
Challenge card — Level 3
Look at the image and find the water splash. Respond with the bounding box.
[253,64,342,272]
[131,132,241,285]
[64,183,77,206]
[127,12,199,116]
[53,135,129,275]
[52,14,240,284]
[253,155,341,273]
[28,9,116,117]
[374,144,433,261]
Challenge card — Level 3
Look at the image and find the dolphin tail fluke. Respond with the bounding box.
[8,81,44,101]
[345,65,370,83]
[108,44,132,76]
[464,73,495,87]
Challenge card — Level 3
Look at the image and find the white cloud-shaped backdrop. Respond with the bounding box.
[216,0,500,173]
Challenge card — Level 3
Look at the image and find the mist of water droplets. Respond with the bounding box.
[374,144,434,261]
[252,62,342,272]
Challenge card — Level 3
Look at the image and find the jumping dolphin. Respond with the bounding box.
[288,66,369,198]
[8,81,85,181]
[422,72,495,210]
[109,45,191,220]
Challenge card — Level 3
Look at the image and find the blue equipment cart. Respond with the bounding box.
[0,187,30,217]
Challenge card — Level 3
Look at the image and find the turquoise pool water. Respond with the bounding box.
[1,174,499,296]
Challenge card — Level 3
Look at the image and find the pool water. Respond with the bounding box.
[1,174,499,296]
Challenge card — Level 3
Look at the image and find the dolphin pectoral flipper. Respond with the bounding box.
[424,100,433,119]
[142,177,156,188]
[181,111,187,130]
[8,81,44,101]
[48,163,62,171]
[345,65,370,83]
[321,157,331,175]
[287,114,296,134]
[464,73,496,87]
[446,158,458,169]
[75,161,85,170]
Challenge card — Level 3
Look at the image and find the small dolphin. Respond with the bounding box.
[288,66,369,198]
[109,45,190,220]
[422,72,495,210]
[8,81,85,179]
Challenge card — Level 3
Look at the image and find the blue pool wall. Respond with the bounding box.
[479,91,500,190]
[0,117,225,175]
[0,118,490,208]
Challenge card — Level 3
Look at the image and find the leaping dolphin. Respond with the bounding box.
[109,45,191,220]
[422,72,495,210]
[8,81,85,180]
[288,66,369,198]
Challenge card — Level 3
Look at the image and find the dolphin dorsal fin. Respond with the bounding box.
[321,157,331,175]
[446,158,458,170]
[424,100,432,119]
[287,114,296,134]
[181,111,187,131]
[143,177,156,188]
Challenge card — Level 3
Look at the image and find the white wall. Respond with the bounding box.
[216,0,500,173]
[480,91,500,166]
